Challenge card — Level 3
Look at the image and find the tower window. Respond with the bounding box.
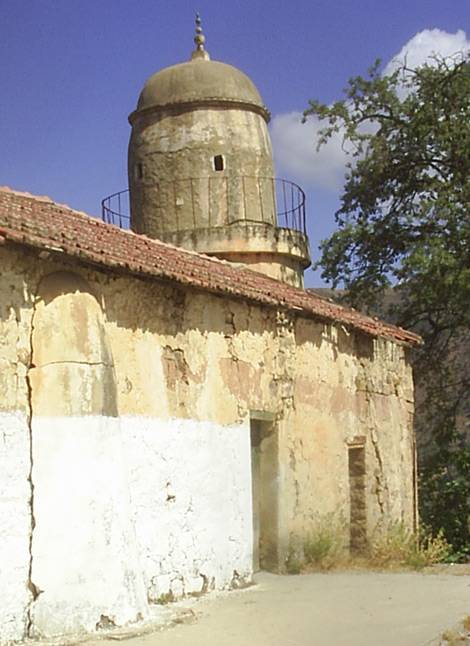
[135,163,144,180]
[213,155,225,172]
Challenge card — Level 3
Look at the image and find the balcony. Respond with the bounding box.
[101,177,306,236]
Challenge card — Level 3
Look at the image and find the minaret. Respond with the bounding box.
[127,16,310,286]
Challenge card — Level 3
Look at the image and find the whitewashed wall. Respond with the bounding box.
[124,417,253,600]
[0,412,32,642]
[29,416,149,637]
[25,415,252,638]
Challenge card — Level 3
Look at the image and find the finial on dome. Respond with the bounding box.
[191,13,210,60]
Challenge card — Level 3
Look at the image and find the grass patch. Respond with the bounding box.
[155,591,175,605]
[303,528,342,569]
[294,514,346,571]
[441,628,467,644]
[285,550,302,575]
[288,519,451,573]
[370,523,451,569]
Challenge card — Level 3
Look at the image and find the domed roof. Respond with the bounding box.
[136,58,266,113]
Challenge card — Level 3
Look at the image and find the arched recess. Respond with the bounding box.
[29,271,117,416]
[28,271,148,637]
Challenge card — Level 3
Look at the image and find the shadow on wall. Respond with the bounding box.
[92,270,375,362]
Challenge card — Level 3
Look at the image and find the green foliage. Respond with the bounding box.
[305,54,470,556]
[304,54,470,318]
[419,444,470,560]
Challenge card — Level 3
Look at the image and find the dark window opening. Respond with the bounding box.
[213,155,224,171]
[348,445,367,554]
[135,163,144,180]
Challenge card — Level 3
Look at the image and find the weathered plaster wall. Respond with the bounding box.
[0,412,31,641]
[0,244,416,641]
[0,254,34,641]
[0,247,256,641]
[289,318,415,550]
[129,108,275,236]
[96,266,415,556]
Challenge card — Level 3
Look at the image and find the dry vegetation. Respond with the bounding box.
[286,519,451,573]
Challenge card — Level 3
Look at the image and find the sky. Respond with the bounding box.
[1,1,469,286]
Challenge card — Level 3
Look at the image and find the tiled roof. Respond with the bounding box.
[0,188,421,346]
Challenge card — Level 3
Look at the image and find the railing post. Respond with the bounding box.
[282,180,287,228]
[271,178,276,225]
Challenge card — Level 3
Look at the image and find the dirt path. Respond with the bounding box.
[84,569,470,646]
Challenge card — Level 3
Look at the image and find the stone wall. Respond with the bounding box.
[0,244,415,641]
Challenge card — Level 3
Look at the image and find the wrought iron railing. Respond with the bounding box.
[101,177,306,235]
[101,190,130,229]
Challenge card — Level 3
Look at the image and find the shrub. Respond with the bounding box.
[155,591,175,605]
[419,445,470,562]
[285,549,302,575]
[371,522,451,569]
[302,515,345,570]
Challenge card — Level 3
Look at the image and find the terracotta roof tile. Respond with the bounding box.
[0,188,421,346]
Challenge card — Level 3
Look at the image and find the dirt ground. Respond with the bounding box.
[80,567,470,646]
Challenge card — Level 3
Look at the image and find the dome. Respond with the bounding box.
[135,58,268,118]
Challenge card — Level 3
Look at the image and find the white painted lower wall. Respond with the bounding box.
[123,417,253,601]
[26,415,253,638]
[29,416,149,637]
[0,412,32,643]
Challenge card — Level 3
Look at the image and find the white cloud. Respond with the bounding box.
[271,112,349,192]
[384,28,470,76]
[272,29,469,192]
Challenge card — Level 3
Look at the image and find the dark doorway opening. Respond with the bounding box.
[250,415,279,572]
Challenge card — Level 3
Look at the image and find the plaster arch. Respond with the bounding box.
[29,271,117,416]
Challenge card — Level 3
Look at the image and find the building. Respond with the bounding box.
[0,18,420,643]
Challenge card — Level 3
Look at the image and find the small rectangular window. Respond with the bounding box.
[135,163,144,180]
[348,444,367,554]
[213,155,224,171]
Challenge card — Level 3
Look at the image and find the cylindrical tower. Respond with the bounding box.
[127,16,310,286]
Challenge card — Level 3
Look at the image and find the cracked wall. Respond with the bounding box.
[124,417,252,603]
[27,271,148,637]
[0,251,34,642]
[0,244,416,641]
[289,319,415,550]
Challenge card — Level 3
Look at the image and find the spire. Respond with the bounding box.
[191,13,210,60]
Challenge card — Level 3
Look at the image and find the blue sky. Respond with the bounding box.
[1,1,469,285]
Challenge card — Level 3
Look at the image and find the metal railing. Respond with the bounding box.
[101,176,306,235]
[101,190,131,229]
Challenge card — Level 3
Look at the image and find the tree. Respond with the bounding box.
[304,55,470,556]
